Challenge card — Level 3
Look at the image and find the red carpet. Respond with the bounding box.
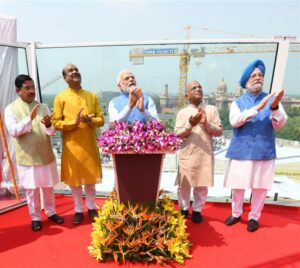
[0,195,300,268]
[0,196,27,213]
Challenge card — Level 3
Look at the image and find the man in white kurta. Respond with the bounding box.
[224,60,287,232]
[175,81,223,223]
[108,70,159,123]
[5,74,63,231]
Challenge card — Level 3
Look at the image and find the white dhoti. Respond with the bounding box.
[224,159,275,221]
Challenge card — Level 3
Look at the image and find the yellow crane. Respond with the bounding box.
[177,25,192,109]
[129,26,299,109]
[129,44,279,109]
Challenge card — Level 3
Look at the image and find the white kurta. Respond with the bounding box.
[224,102,288,190]
[5,105,58,189]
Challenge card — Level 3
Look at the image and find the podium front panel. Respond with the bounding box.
[113,154,164,208]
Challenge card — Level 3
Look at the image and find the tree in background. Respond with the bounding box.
[276,106,300,141]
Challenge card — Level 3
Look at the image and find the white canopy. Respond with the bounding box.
[0,15,19,192]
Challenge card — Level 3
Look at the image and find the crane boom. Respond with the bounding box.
[129,43,299,110]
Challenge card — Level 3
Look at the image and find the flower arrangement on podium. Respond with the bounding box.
[89,121,191,264]
[89,191,192,264]
[97,120,181,154]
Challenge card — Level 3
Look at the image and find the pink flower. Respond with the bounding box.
[98,120,182,154]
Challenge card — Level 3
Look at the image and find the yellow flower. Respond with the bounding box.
[88,193,192,264]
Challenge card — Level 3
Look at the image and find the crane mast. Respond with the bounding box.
[177,25,191,109]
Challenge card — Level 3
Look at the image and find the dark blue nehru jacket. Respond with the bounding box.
[226,92,276,160]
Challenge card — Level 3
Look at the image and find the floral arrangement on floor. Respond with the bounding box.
[97,120,182,154]
[88,191,192,265]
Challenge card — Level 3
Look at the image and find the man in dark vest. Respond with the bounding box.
[224,59,287,232]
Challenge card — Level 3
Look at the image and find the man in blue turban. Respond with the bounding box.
[223,59,288,232]
[239,59,265,89]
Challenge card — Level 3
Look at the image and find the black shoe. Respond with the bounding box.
[88,209,98,222]
[192,211,203,223]
[247,219,259,232]
[180,209,189,218]
[225,215,241,226]
[48,214,64,224]
[72,212,84,225]
[32,220,42,231]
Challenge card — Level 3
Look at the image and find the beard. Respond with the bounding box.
[121,86,131,94]
[246,82,263,94]
[120,82,136,93]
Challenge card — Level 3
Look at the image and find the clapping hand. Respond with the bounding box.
[30,104,39,121]
[128,87,143,109]
[189,114,201,126]
[41,114,53,128]
[255,92,275,111]
[75,108,84,125]
[80,114,95,124]
[189,107,207,127]
[135,88,145,112]
[270,89,285,109]
[198,106,207,125]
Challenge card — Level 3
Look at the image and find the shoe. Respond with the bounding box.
[88,209,98,222]
[72,212,84,225]
[247,219,259,232]
[180,209,189,218]
[192,211,203,223]
[48,214,64,224]
[32,220,42,231]
[225,215,241,226]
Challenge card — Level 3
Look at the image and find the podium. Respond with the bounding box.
[112,153,164,209]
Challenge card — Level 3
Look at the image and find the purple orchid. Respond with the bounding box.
[98,120,182,154]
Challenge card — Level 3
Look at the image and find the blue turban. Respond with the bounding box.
[240,59,265,88]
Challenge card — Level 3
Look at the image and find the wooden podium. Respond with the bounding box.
[112,153,164,209]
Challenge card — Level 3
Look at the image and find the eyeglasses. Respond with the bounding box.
[249,73,264,79]
[21,85,35,91]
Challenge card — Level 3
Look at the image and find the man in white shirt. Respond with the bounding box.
[108,70,159,124]
[5,74,63,231]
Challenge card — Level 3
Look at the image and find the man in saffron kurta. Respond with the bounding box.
[5,74,63,231]
[224,59,287,232]
[175,81,223,223]
[52,64,104,224]
[108,70,159,123]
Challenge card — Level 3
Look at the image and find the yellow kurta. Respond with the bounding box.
[175,104,223,188]
[52,87,104,186]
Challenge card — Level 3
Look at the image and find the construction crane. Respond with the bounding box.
[41,75,62,90]
[177,25,192,109]
[129,25,193,109]
[129,26,299,109]
[129,44,278,109]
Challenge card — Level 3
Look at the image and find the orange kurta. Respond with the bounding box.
[52,88,104,186]
[175,104,223,188]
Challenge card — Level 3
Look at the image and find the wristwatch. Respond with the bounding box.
[270,105,279,110]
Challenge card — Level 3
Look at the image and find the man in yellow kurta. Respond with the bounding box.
[52,64,104,224]
[175,81,223,223]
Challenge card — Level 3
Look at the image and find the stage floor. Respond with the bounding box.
[0,195,300,268]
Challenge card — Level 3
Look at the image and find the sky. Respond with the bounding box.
[0,0,299,97]
[1,0,299,43]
